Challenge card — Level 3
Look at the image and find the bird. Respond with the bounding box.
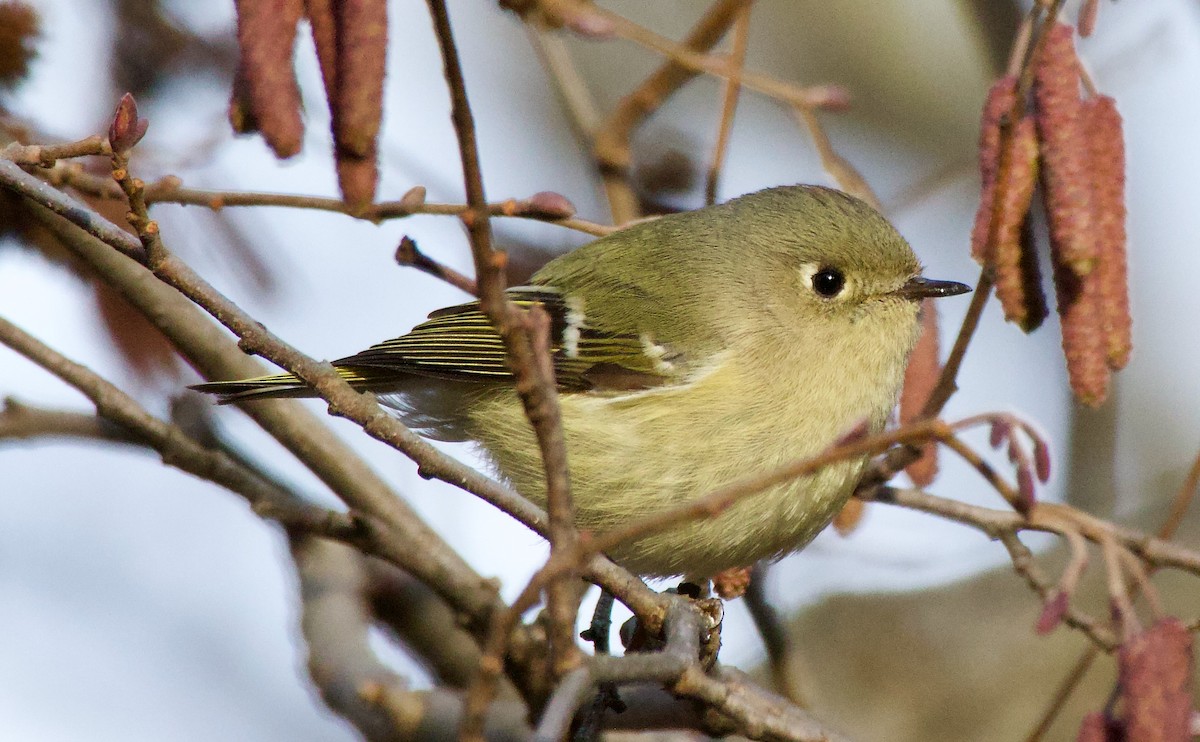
[192,185,970,579]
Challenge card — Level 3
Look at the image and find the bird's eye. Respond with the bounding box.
[811,268,845,298]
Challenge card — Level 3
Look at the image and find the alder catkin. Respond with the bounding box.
[331,1,387,209]
[1118,618,1194,742]
[1055,259,1110,407]
[991,117,1044,331]
[970,76,1018,264]
[1084,95,1132,370]
[231,0,305,159]
[1034,23,1097,277]
[333,0,387,160]
[303,0,337,97]
[899,300,940,486]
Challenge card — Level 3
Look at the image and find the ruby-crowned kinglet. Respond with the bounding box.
[194,186,969,578]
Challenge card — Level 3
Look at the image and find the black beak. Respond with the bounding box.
[894,276,972,301]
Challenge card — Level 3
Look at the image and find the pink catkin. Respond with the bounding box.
[303,0,337,97]
[232,0,305,159]
[1118,618,1194,742]
[1084,95,1132,370]
[1056,262,1110,407]
[331,1,387,209]
[990,116,1044,331]
[1034,23,1097,277]
[970,76,1018,264]
[333,0,387,159]
[899,301,941,486]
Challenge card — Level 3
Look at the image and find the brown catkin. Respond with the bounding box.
[991,116,1045,331]
[333,0,387,159]
[232,0,305,159]
[336,155,378,217]
[0,1,39,89]
[1084,95,1132,370]
[900,300,941,486]
[303,0,337,97]
[1055,255,1109,407]
[330,1,387,209]
[1034,23,1097,277]
[1118,618,1194,742]
[970,76,1018,264]
[1078,0,1100,38]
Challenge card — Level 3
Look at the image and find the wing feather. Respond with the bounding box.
[331,287,669,391]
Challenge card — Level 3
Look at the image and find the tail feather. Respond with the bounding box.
[189,373,314,404]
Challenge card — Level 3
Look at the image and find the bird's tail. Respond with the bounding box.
[190,366,389,404]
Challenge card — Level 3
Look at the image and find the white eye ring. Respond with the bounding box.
[801,263,848,299]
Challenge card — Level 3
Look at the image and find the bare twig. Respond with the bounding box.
[0,314,355,537]
[524,19,601,142]
[422,3,586,735]
[0,398,139,446]
[578,0,847,112]
[792,105,879,209]
[1001,531,1117,649]
[395,236,478,296]
[704,0,751,206]
[0,135,109,166]
[35,162,616,236]
[744,562,808,706]
[591,0,752,223]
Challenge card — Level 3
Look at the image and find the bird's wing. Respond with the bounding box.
[332,286,673,392]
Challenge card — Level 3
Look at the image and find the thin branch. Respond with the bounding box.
[579,0,847,112]
[0,135,109,166]
[792,105,879,209]
[524,19,601,141]
[0,159,146,261]
[0,398,140,446]
[591,0,752,223]
[744,562,808,706]
[36,162,616,236]
[0,314,355,538]
[704,0,751,206]
[423,6,588,736]
[1000,531,1117,649]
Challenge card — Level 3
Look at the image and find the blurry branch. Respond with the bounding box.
[590,0,752,222]
[0,314,354,537]
[865,486,1200,651]
[293,534,424,742]
[364,556,499,692]
[0,397,141,446]
[704,0,751,207]
[574,0,847,110]
[516,0,845,223]
[293,535,533,741]
[1025,442,1200,741]
[792,105,879,210]
[744,562,809,706]
[524,19,601,142]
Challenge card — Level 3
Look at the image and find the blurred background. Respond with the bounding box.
[2,1,1199,739]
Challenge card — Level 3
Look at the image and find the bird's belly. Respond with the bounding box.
[466,361,882,578]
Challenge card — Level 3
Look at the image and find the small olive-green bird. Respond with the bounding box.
[193,186,969,578]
